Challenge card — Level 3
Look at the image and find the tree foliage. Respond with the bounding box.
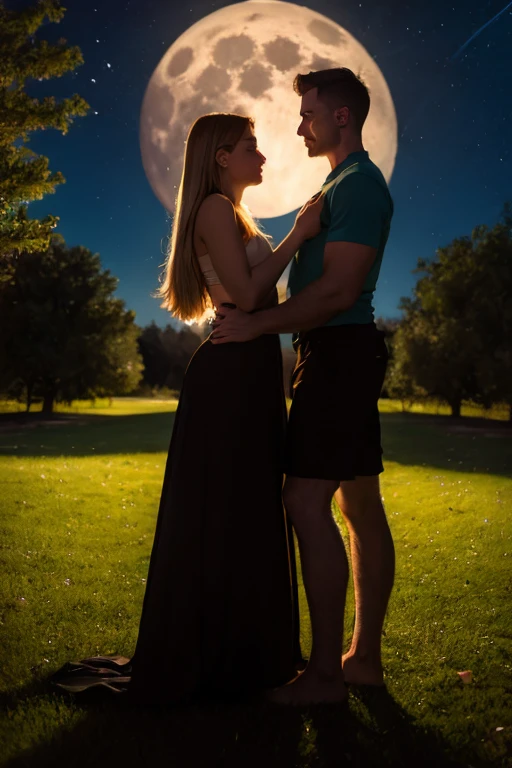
[0,0,89,256]
[0,235,143,413]
[375,316,400,398]
[137,322,205,393]
[389,205,512,417]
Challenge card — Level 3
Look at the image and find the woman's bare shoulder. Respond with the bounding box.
[195,194,238,244]
[197,193,234,220]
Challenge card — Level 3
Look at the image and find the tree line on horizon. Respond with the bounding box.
[1,1,511,419]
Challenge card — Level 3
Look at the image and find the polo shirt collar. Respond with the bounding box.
[324,150,369,184]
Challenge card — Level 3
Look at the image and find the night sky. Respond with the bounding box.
[19,0,512,333]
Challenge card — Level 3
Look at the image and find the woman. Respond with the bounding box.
[50,113,323,706]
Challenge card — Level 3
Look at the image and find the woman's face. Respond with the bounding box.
[220,124,266,187]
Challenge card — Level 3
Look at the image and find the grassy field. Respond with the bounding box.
[2,395,510,420]
[0,398,511,767]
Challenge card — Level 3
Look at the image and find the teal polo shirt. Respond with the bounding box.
[287,150,393,327]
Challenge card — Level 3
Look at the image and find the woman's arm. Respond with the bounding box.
[247,227,304,300]
[197,193,323,312]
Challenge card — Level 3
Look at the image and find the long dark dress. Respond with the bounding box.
[50,330,302,705]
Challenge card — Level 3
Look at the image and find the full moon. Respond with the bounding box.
[140,0,397,219]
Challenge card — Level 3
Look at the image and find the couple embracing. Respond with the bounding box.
[52,67,395,708]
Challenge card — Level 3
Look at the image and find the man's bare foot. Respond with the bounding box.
[342,651,384,686]
[267,667,348,706]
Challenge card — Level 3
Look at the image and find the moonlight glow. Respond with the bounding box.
[140,0,397,219]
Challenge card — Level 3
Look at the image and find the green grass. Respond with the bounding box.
[0,399,511,767]
[0,397,178,416]
[3,396,509,421]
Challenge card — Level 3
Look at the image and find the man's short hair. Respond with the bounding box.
[293,68,370,130]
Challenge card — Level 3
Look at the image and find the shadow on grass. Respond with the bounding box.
[0,409,510,479]
[0,411,176,457]
[2,678,461,768]
[380,412,512,479]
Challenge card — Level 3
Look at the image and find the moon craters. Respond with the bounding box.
[174,94,218,151]
[239,63,273,97]
[213,34,256,69]
[167,48,194,77]
[264,37,302,72]
[308,20,345,46]
[310,54,337,71]
[143,81,174,129]
[195,65,232,95]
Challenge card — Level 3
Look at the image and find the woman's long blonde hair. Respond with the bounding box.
[157,113,267,323]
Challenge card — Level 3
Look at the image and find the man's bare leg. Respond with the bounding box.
[335,475,395,686]
[268,476,349,705]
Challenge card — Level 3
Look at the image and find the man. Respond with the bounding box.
[211,68,395,705]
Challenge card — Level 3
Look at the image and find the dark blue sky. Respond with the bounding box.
[21,0,512,329]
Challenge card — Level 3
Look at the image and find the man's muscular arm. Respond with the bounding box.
[255,241,376,334]
[211,241,376,342]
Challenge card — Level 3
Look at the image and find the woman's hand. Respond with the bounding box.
[294,192,325,241]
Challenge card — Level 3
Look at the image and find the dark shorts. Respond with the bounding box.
[283,323,389,482]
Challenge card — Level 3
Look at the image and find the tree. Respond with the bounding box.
[0,0,89,257]
[393,297,479,418]
[0,235,143,413]
[384,319,428,410]
[87,322,144,404]
[469,206,512,419]
[375,316,401,398]
[137,322,204,392]
[393,205,512,417]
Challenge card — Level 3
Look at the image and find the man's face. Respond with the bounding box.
[296,87,340,158]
